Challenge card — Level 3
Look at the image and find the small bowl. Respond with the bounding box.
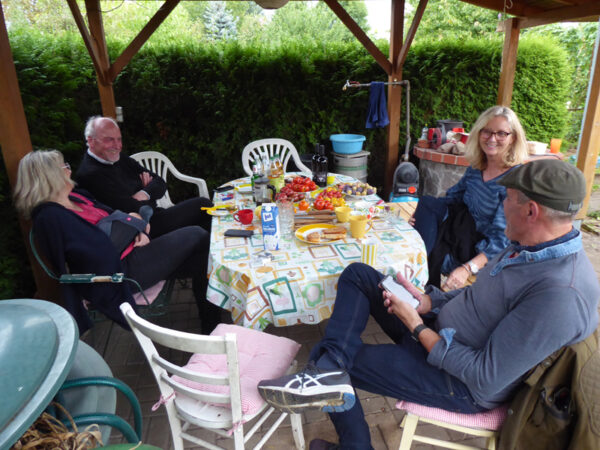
[330,134,366,154]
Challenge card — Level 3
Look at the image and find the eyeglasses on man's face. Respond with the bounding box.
[480,128,512,141]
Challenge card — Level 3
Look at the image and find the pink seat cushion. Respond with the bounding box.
[132,280,165,305]
[396,400,508,430]
[172,324,300,416]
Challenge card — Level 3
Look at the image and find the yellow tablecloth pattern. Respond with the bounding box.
[206,177,427,330]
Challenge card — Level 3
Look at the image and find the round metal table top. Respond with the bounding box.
[0,299,78,449]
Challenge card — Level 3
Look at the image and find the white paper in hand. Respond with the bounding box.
[380,276,420,308]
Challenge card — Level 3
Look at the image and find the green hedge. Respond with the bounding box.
[0,29,569,298]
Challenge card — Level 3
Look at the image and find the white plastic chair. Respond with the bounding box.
[120,303,305,450]
[131,151,208,208]
[242,138,311,176]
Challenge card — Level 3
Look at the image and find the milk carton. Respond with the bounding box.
[261,203,280,251]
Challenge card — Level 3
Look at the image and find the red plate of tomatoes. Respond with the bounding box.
[287,176,318,193]
[276,176,318,203]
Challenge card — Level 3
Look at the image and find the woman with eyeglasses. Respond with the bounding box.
[13,150,222,334]
[410,105,529,290]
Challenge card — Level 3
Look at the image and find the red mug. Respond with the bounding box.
[234,209,254,225]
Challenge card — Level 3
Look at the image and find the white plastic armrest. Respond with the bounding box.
[168,166,209,198]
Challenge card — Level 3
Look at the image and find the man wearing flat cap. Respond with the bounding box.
[258,159,599,450]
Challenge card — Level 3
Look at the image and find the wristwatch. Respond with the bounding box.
[466,261,479,275]
[412,324,428,342]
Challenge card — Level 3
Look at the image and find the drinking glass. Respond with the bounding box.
[276,199,295,243]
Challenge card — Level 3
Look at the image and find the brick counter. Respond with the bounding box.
[413,147,468,197]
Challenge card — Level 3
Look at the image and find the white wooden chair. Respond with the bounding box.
[242,138,311,176]
[120,303,305,450]
[131,151,208,208]
[396,401,507,450]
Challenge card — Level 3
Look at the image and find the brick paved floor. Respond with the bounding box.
[83,284,491,449]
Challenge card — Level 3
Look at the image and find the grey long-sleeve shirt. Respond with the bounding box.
[426,230,599,409]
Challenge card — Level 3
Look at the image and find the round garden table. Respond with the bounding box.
[0,299,78,448]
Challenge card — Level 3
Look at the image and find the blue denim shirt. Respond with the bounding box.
[426,228,599,409]
[490,228,581,276]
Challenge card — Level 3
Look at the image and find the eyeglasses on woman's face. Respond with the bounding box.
[62,162,71,171]
[479,128,512,141]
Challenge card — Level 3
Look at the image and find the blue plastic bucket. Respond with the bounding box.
[330,134,366,155]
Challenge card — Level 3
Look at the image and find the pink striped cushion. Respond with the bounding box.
[132,280,165,305]
[396,400,508,430]
[172,324,300,416]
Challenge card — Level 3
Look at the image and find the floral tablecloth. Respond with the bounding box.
[206,175,427,330]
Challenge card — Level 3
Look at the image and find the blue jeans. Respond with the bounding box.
[412,195,448,255]
[309,263,485,450]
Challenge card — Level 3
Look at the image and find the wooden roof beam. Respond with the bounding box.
[66,0,106,84]
[460,0,542,17]
[395,0,428,74]
[323,0,391,75]
[109,0,181,83]
[519,3,600,29]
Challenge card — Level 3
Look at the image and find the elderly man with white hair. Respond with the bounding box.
[75,116,213,238]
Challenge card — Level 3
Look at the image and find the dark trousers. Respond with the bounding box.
[412,195,448,255]
[310,263,485,449]
[122,225,221,334]
[149,197,213,238]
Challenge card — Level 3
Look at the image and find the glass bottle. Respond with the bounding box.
[314,145,328,187]
[312,143,321,184]
[261,154,270,178]
[268,156,284,192]
[251,164,260,188]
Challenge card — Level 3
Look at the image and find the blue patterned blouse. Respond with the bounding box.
[444,166,518,260]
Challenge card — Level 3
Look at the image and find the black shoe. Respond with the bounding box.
[258,362,355,414]
[309,438,339,450]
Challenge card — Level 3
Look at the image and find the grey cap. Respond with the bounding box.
[498,159,586,213]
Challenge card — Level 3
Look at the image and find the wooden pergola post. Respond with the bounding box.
[497,17,520,106]
[577,33,600,219]
[0,1,31,187]
[385,0,405,195]
[84,0,116,118]
[0,0,59,302]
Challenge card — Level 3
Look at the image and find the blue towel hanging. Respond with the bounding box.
[365,82,390,129]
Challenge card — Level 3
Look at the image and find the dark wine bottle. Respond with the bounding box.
[312,143,321,184]
[315,144,328,187]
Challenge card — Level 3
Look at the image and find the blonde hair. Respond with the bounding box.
[464,105,529,170]
[13,150,74,219]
